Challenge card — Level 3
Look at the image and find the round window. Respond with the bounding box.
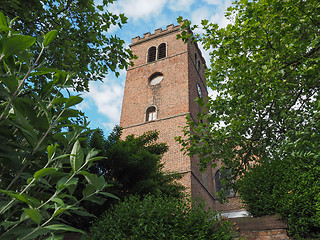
[149,72,163,85]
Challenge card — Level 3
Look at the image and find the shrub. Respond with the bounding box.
[89,195,233,240]
[238,107,320,239]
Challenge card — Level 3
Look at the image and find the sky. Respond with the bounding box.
[77,0,233,135]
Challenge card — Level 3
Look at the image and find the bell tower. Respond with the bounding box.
[120,23,215,208]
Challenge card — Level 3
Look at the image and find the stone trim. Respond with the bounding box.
[122,112,189,130]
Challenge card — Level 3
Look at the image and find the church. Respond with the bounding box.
[119,23,243,216]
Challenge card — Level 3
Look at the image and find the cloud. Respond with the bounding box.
[112,0,167,20]
[79,78,125,128]
[203,0,221,5]
[168,0,195,12]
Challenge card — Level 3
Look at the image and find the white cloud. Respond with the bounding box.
[168,0,195,12]
[112,0,167,20]
[79,78,124,127]
[203,0,221,5]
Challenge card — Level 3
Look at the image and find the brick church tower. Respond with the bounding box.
[120,23,243,213]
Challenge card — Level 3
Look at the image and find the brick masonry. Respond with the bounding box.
[120,23,242,212]
[232,215,291,240]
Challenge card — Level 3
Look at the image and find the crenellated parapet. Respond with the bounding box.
[131,23,182,45]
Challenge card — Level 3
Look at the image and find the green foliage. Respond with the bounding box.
[89,127,185,200]
[1,0,134,91]
[238,107,320,239]
[63,127,185,231]
[176,0,320,238]
[89,195,234,240]
[0,14,115,239]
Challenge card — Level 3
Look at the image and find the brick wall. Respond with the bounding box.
[120,23,242,212]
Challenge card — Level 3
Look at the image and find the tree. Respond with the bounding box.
[63,127,185,230]
[0,0,134,91]
[176,0,320,237]
[0,13,118,239]
[177,0,320,183]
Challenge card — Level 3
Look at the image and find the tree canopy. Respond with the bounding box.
[1,0,134,91]
[177,0,320,177]
[177,0,320,237]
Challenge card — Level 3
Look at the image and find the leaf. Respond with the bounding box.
[81,172,100,187]
[1,35,36,56]
[47,145,56,160]
[1,220,20,230]
[70,140,84,172]
[99,191,119,200]
[0,11,7,28]
[34,168,58,179]
[23,208,42,225]
[43,30,58,47]
[51,197,65,206]
[65,95,83,108]
[84,195,106,205]
[44,224,85,234]
[82,184,95,197]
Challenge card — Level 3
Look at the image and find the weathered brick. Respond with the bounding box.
[120,23,241,211]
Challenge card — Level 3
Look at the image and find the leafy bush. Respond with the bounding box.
[89,195,233,240]
[0,13,116,239]
[238,105,320,239]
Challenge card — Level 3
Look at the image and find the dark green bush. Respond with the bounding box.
[89,195,233,240]
[238,112,320,239]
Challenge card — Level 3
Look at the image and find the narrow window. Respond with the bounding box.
[197,60,201,71]
[147,46,156,63]
[146,106,157,121]
[158,43,166,60]
[215,169,234,197]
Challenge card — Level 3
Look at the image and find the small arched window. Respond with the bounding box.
[158,43,166,60]
[147,46,156,63]
[146,106,157,121]
[149,72,163,85]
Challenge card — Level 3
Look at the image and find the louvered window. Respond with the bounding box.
[147,46,156,63]
[158,43,166,60]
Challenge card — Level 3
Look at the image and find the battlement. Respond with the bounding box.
[131,22,183,45]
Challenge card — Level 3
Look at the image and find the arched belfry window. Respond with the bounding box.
[147,46,156,63]
[149,72,163,85]
[158,43,166,60]
[146,106,157,121]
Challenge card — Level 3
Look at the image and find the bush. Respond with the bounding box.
[238,109,320,239]
[89,195,233,240]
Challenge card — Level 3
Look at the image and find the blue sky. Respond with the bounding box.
[77,0,233,135]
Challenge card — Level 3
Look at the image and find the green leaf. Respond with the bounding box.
[83,184,95,197]
[57,177,78,190]
[44,224,85,234]
[84,195,106,205]
[65,95,83,108]
[34,168,58,179]
[81,172,100,187]
[51,197,65,206]
[1,35,36,56]
[1,220,20,230]
[99,191,119,200]
[47,145,56,160]
[0,11,7,28]
[43,30,58,47]
[23,208,42,225]
[70,140,84,172]
[0,75,18,93]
